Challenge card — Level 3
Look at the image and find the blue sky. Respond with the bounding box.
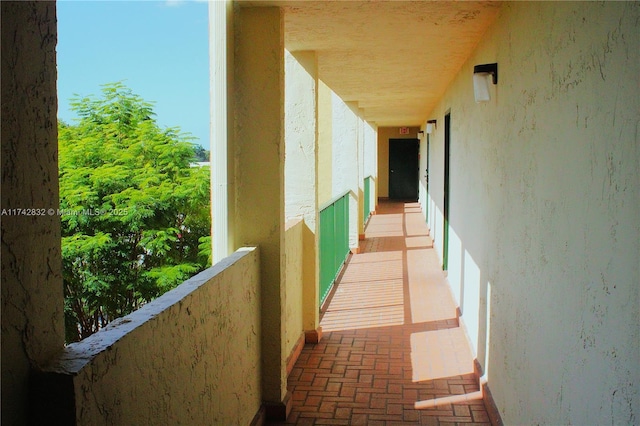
[57,0,210,149]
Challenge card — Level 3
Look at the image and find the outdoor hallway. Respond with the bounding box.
[270,201,494,425]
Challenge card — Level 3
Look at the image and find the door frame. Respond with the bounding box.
[443,112,451,271]
[425,133,430,217]
[388,138,419,200]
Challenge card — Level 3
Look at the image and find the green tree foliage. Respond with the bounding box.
[59,83,211,342]
[192,144,210,162]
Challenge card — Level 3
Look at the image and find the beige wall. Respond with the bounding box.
[318,82,379,244]
[233,7,287,405]
[422,2,639,423]
[1,3,64,424]
[34,249,262,425]
[330,92,361,249]
[377,126,420,198]
[363,122,378,213]
[317,80,333,206]
[284,219,304,358]
[284,49,320,336]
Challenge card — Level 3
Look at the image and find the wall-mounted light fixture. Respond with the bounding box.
[473,63,498,103]
[426,119,437,134]
[417,130,425,140]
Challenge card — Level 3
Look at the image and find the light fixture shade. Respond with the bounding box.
[426,119,437,134]
[426,122,434,134]
[473,63,498,103]
[473,73,492,102]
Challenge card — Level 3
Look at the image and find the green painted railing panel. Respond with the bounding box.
[319,193,350,304]
[364,177,372,223]
[319,204,334,301]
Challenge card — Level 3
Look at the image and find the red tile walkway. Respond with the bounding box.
[271,201,493,425]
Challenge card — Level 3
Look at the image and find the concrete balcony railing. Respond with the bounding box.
[31,247,262,425]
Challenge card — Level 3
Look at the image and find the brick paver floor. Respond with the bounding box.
[271,201,493,425]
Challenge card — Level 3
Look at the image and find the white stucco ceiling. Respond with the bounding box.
[240,1,502,127]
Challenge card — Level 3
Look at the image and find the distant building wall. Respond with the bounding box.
[422,2,639,423]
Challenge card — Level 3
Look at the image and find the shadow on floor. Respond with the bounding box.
[270,201,493,425]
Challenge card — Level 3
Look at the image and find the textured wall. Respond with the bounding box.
[285,49,317,224]
[363,122,378,207]
[284,49,320,335]
[331,93,361,249]
[234,6,287,404]
[39,249,261,425]
[284,219,304,358]
[356,114,365,236]
[422,2,639,423]
[1,2,63,424]
[317,80,334,206]
[331,93,359,201]
[282,48,310,351]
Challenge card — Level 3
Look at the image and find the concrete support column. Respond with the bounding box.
[233,6,288,418]
[364,122,378,213]
[357,113,366,240]
[317,81,333,205]
[284,50,321,342]
[1,2,63,424]
[209,0,235,263]
[332,95,360,252]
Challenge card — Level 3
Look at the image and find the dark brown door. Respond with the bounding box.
[389,138,419,200]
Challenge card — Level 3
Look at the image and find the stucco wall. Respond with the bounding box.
[36,248,261,425]
[320,87,378,248]
[331,93,360,249]
[317,80,333,206]
[284,48,320,340]
[357,113,365,235]
[1,2,64,424]
[377,126,420,198]
[422,2,639,424]
[363,122,378,212]
[285,49,317,223]
[282,49,312,348]
[284,219,304,359]
[234,6,286,404]
[331,93,359,199]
